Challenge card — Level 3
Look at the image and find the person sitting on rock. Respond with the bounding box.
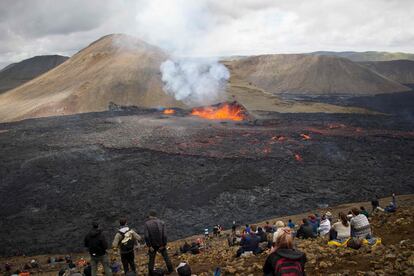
[296,219,316,239]
[176,262,192,276]
[287,219,295,229]
[272,221,286,242]
[236,225,262,257]
[257,227,268,243]
[180,241,192,254]
[189,241,201,255]
[385,193,397,213]
[308,215,319,235]
[350,208,372,239]
[360,206,369,217]
[213,225,219,237]
[329,212,351,241]
[325,211,333,223]
[245,224,251,234]
[263,227,306,276]
[318,214,331,237]
[264,221,273,233]
[231,221,237,234]
[371,195,380,212]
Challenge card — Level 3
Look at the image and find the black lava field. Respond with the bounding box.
[0,107,414,255]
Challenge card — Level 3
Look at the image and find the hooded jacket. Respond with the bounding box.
[296,222,316,239]
[263,248,307,276]
[112,226,142,254]
[144,216,167,248]
[84,228,108,257]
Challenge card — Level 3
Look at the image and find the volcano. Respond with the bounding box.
[0,34,183,123]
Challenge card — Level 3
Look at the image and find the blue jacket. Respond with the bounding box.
[240,233,260,252]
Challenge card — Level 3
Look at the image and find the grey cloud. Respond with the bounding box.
[1,0,414,68]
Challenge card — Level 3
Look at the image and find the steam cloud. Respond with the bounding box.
[160,59,230,106]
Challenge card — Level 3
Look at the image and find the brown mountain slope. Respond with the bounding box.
[0,34,182,123]
[359,60,414,84]
[230,54,410,96]
[0,55,69,94]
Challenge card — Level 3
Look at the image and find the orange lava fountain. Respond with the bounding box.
[163,109,175,115]
[191,103,244,121]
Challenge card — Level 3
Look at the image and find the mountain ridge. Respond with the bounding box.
[230,54,410,96]
[0,55,69,93]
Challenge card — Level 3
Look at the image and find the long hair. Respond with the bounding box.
[338,212,349,227]
[273,227,293,251]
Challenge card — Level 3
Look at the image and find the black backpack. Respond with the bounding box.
[275,257,304,276]
[119,230,135,252]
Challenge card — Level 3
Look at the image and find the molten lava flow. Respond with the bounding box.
[272,136,287,142]
[163,109,175,115]
[328,123,346,129]
[294,154,303,162]
[300,134,311,140]
[191,103,244,121]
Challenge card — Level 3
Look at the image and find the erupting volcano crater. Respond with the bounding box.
[190,101,247,121]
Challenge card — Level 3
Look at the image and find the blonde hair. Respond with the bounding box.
[275,221,285,228]
[274,227,293,251]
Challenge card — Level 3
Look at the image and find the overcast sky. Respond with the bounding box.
[1,0,413,68]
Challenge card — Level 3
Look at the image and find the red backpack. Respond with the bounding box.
[274,257,304,276]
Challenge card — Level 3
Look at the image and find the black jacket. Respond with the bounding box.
[144,216,167,248]
[296,223,316,239]
[263,248,307,276]
[84,228,108,256]
[257,229,268,243]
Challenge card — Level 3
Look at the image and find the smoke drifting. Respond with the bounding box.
[160,58,229,106]
[130,0,232,106]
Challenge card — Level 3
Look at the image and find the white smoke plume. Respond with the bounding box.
[130,0,232,106]
[160,58,230,106]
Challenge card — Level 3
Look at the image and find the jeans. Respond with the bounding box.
[148,246,173,275]
[90,254,112,276]
[121,251,136,273]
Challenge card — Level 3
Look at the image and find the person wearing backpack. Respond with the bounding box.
[112,218,142,274]
[84,222,112,276]
[263,227,306,276]
[144,210,174,275]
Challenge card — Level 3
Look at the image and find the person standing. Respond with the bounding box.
[84,222,112,276]
[112,218,142,274]
[144,211,173,275]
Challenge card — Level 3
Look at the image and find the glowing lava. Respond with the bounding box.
[295,154,303,162]
[191,102,244,121]
[163,109,175,115]
[272,136,287,142]
[300,134,311,140]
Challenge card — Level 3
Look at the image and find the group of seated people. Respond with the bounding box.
[230,194,398,257]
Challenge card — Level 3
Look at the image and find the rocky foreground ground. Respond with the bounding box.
[1,194,413,275]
